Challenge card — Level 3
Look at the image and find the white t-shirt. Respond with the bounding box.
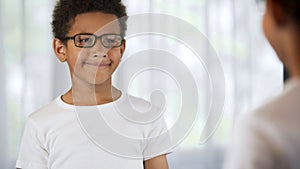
[16,93,171,169]
[224,78,300,169]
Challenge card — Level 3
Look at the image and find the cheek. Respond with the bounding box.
[67,50,89,71]
[108,49,122,61]
[263,12,271,43]
[262,11,286,63]
[263,12,277,51]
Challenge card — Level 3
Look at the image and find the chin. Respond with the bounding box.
[93,77,112,86]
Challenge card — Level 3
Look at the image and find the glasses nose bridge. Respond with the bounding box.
[93,35,107,48]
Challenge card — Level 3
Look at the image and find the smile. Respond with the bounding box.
[84,62,111,68]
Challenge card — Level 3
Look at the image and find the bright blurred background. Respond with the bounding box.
[0,0,282,168]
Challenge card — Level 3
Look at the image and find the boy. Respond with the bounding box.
[16,0,169,169]
[224,0,300,168]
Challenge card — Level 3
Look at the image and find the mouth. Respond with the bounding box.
[84,62,112,68]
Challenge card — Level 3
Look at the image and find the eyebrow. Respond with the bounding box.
[78,31,121,35]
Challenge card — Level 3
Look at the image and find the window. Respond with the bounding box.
[0,0,54,168]
[0,0,282,168]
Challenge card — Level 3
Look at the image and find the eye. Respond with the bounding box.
[104,37,118,44]
[102,35,122,47]
[78,37,92,43]
[75,35,94,46]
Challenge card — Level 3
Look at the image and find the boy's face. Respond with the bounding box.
[54,12,125,86]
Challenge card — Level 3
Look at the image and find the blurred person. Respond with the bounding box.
[223,0,300,168]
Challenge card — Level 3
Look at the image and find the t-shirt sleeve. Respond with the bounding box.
[16,118,48,169]
[143,117,172,160]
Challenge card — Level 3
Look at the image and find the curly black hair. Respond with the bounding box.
[51,0,128,41]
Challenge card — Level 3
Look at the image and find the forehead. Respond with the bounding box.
[68,12,120,35]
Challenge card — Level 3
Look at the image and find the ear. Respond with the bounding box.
[53,38,67,62]
[119,39,126,57]
[268,0,287,26]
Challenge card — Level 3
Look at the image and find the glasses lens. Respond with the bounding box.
[74,34,95,47]
[101,34,122,48]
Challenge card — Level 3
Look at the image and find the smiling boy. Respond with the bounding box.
[16,0,169,169]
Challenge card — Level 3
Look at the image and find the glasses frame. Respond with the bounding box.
[63,33,124,48]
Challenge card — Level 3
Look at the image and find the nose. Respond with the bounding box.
[92,51,107,58]
[90,40,109,58]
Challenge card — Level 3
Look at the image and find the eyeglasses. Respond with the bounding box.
[63,33,124,48]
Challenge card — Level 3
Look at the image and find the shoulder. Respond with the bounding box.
[29,97,61,119]
[227,87,300,169]
[233,79,300,156]
[27,96,76,129]
[246,79,300,127]
[29,98,59,119]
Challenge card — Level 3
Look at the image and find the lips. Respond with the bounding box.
[84,62,111,68]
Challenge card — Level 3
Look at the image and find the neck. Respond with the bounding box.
[62,77,121,106]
